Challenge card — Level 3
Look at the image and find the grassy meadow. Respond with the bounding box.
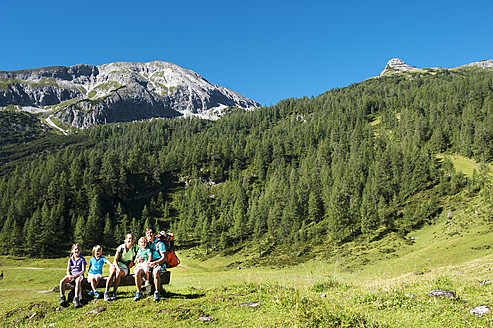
[2,156,493,327]
[2,198,493,328]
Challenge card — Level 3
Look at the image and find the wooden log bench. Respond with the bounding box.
[65,270,170,302]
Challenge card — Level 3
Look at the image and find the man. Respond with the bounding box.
[134,226,166,301]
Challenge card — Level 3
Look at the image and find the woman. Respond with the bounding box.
[104,233,136,301]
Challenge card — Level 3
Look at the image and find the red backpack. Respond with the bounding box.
[156,231,180,268]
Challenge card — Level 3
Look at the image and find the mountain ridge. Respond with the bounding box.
[379,58,493,76]
[0,61,261,129]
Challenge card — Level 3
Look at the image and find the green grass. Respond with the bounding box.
[2,191,493,327]
[94,81,124,91]
[438,153,492,177]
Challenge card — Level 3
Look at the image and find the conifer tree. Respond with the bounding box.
[103,213,113,248]
[74,215,87,249]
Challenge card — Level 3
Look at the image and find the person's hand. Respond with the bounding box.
[149,262,155,268]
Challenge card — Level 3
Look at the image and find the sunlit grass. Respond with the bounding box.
[2,191,493,326]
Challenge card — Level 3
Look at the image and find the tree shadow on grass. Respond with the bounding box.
[163,291,205,300]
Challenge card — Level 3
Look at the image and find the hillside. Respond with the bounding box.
[0,59,492,263]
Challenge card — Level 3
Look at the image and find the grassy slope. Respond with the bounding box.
[1,157,493,327]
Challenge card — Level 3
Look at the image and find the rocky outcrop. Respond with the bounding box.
[380,58,418,75]
[461,59,493,69]
[0,61,261,129]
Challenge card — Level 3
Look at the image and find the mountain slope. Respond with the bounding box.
[0,61,260,129]
[0,58,492,260]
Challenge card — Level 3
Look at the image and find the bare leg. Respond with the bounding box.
[74,276,82,298]
[134,268,143,293]
[94,276,100,291]
[145,271,149,282]
[90,277,97,291]
[59,276,71,297]
[105,266,116,292]
[153,269,161,292]
[113,270,124,294]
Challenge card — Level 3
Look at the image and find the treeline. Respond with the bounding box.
[0,68,492,256]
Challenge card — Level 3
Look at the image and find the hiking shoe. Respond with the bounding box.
[59,295,67,307]
[133,291,143,301]
[110,291,117,301]
[73,296,81,308]
[153,291,161,302]
[94,291,100,299]
[103,291,111,301]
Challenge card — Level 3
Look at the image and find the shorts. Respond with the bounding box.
[87,273,102,281]
[118,265,129,276]
[152,264,166,275]
[66,274,84,283]
[134,263,149,273]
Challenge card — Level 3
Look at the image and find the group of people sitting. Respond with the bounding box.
[59,227,167,308]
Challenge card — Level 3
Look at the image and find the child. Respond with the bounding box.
[59,244,86,308]
[87,245,112,299]
[133,237,153,290]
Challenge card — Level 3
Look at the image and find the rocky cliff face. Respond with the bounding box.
[380,58,418,75]
[379,58,493,77]
[0,61,261,129]
[461,59,493,69]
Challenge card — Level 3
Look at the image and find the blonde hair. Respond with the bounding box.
[70,244,80,254]
[138,237,147,245]
[92,245,102,256]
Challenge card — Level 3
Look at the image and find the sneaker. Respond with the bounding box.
[153,291,161,302]
[88,290,94,297]
[103,291,110,301]
[73,296,81,308]
[110,291,117,301]
[94,291,100,299]
[133,291,143,301]
[59,295,67,307]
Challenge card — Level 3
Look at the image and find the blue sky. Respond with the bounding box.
[1,0,492,106]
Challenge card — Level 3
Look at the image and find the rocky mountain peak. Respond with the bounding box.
[380,58,417,75]
[0,61,261,130]
[461,59,493,69]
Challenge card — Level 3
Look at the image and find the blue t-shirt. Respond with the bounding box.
[148,238,166,263]
[88,256,108,275]
[68,255,87,277]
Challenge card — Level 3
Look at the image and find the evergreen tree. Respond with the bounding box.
[74,215,87,249]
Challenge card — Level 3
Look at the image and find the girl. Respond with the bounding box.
[59,244,86,308]
[87,245,113,299]
[104,233,136,301]
[132,237,153,301]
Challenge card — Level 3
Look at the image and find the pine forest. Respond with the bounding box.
[0,67,492,259]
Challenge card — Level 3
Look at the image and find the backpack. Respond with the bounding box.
[156,230,180,268]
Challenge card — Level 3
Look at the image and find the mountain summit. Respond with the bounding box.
[0,61,261,129]
[380,58,417,75]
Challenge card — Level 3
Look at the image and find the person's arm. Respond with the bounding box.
[77,261,86,278]
[66,259,71,277]
[113,248,121,273]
